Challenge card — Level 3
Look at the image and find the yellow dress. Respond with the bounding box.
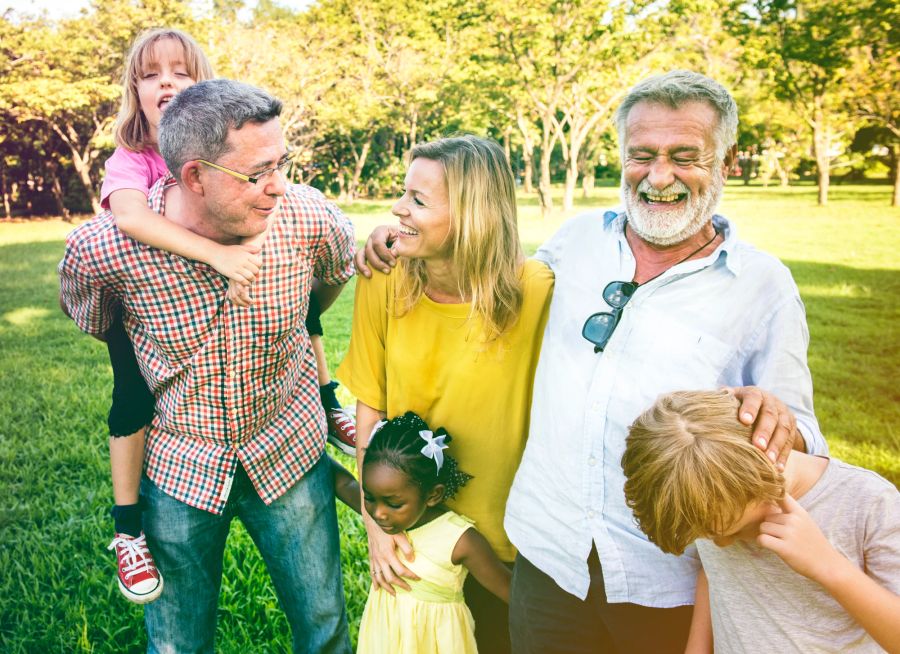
[356,511,478,654]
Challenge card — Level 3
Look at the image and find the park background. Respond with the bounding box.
[1,0,898,651]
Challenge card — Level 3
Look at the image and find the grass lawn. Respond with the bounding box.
[0,182,897,652]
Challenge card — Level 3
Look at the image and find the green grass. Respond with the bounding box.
[0,183,897,651]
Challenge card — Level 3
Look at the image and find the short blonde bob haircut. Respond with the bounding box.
[114,28,214,152]
[621,390,785,555]
[396,135,524,341]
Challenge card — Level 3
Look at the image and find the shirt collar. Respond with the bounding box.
[604,208,742,277]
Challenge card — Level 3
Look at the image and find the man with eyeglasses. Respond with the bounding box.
[59,79,354,653]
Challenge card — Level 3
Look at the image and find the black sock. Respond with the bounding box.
[111,503,142,537]
[319,380,342,411]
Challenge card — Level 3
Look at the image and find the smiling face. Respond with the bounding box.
[136,38,197,142]
[621,100,730,246]
[362,462,443,534]
[391,157,454,261]
[711,500,778,547]
[198,118,288,242]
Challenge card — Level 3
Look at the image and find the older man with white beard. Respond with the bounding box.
[502,70,827,653]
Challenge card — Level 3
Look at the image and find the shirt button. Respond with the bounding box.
[588,510,596,518]
[588,456,597,466]
[228,370,236,379]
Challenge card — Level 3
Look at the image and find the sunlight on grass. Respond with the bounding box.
[0,182,896,652]
[3,307,51,326]
[798,283,873,298]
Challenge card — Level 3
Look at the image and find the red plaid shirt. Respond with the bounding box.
[59,177,355,514]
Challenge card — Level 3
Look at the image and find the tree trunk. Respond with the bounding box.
[815,146,829,206]
[51,121,101,214]
[406,108,418,162]
[502,127,511,164]
[1,167,10,219]
[49,167,71,220]
[347,138,372,202]
[522,147,534,194]
[562,138,582,211]
[515,107,535,194]
[74,154,101,214]
[582,172,595,198]
[812,110,830,206]
[336,168,347,203]
[563,159,577,211]
[892,145,899,207]
[538,119,554,216]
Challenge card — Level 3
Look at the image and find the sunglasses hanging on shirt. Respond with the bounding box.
[582,225,720,353]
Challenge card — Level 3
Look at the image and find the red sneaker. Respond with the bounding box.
[326,408,357,456]
[108,532,164,603]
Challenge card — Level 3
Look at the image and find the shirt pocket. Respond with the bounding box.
[253,250,309,347]
[624,303,735,392]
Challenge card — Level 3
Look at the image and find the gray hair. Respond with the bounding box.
[615,70,738,160]
[158,78,283,181]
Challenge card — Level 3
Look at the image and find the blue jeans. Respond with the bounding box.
[142,456,350,654]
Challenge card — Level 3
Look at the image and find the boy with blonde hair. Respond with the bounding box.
[622,390,900,653]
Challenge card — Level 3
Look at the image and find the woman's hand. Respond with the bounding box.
[364,514,418,594]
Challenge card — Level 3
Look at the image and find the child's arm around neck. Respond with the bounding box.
[451,526,511,603]
[109,189,262,290]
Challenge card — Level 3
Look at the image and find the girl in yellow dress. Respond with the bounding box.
[349,412,511,653]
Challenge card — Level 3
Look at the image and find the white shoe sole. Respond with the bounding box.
[327,435,357,457]
[117,574,164,604]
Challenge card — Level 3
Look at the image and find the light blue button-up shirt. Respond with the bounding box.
[505,210,826,606]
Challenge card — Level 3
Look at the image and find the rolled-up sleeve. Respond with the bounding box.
[58,226,117,336]
[741,293,827,455]
[311,199,355,287]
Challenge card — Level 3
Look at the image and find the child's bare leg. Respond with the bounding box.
[311,334,331,386]
[110,428,145,507]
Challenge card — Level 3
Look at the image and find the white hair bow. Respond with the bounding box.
[369,420,387,443]
[419,430,448,473]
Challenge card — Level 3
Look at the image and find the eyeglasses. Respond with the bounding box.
[197,155,293,184]
[582,280,639,353]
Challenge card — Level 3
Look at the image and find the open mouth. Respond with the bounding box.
[157,95,174,111]
[398,223,419,237]
[639,191,686,206]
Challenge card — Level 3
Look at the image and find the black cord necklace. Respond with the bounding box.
[626,222,720,287]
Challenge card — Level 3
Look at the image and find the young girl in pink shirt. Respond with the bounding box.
[101,28,355,604]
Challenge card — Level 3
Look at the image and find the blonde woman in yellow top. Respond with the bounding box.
[337,135,553,653]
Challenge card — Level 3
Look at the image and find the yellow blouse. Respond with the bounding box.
[337,259,554,560]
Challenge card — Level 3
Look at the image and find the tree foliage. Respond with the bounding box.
[0,0,894,217]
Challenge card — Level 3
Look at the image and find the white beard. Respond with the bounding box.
[622,173,724,246]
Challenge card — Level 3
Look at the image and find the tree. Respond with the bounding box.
[0,0,197,213]
[732,0,871,205]
[844,0,900,205]
[482,0,662,215]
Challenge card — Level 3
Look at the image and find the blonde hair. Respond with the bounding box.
[621,390,785,555]
[114,28,214,152]
[396,135,524,341]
